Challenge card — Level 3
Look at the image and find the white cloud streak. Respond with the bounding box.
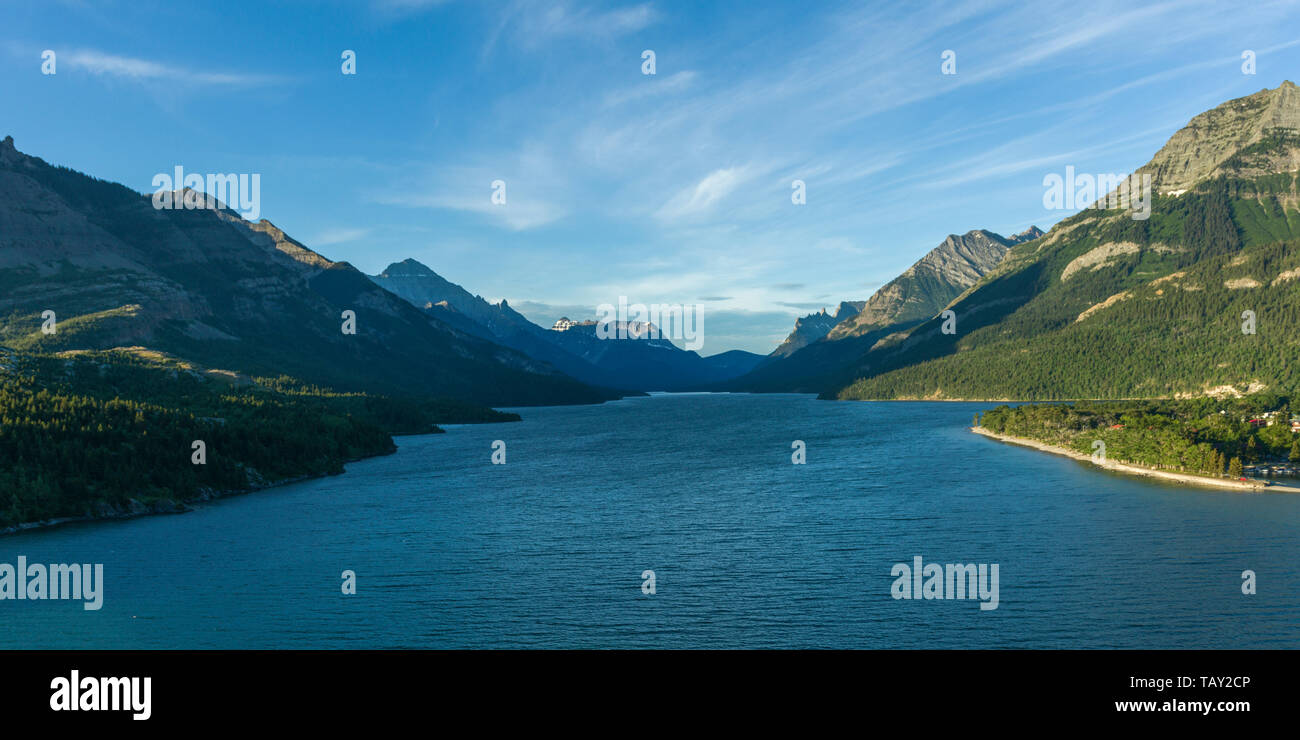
[62,49,281,86]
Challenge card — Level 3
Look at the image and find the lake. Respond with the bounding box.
[2,393,1297,648]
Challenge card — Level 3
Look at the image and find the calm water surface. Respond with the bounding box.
[3,394,1297,648]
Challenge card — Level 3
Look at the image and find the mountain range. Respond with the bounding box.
[0,132,764,416]
[0,135,614,410]
[5,81,1299,414]
[370,259,765,391]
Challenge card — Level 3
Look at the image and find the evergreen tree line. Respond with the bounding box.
[0,351,510,527]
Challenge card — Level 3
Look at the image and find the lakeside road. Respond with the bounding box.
[971,426,1300,494]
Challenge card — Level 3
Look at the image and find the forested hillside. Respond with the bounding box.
[839,177,1300,400]
[836,82,1300,401]
[0,349,515,528]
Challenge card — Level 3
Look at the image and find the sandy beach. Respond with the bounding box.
[971,426,1300,494]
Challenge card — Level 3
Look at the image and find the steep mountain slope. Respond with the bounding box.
[828,227,1035,340]
[371,259,541,340]
[837,81,1300,401]
[372,259,764,391]
[369,258,617,387]
[729,226,1036,392]
[770,302,864,358]
[0,136,615,407]
[1136,81,1300,191]
[698,349,767,378]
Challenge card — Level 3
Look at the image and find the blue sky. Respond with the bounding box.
[5,0,1300,354]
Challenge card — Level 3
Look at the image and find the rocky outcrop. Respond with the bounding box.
[771,301,864,357]
[1137,80,1300,191]
[1009,225,1045,243]
[826,228,1021,340]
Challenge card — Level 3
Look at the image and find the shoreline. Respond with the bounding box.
[1,415,514,537]
[845,396,1180,403]
[0,452,392,537]
[971,426,1300,493]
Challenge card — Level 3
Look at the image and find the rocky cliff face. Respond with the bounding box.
[826,228,1024,340]
[767,228,1039,361]
[1009,226,1045,244]
[728,226,1034,393]
[1138,80,1300,192]
[770,301,865,357]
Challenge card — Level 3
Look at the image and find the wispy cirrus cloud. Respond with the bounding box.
[307,227,372,247]
[529,1,656,39]
[376,189,565,231]
[372,0,454,12]
[921,122,1181,190]
[514,0,656,42]
[60,49,283,86]
[655,166,755,221]
[483,0,658,56]
[603,70,697,107]
[370,145,570,231]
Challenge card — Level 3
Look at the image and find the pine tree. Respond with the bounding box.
[1229,456,1244,478]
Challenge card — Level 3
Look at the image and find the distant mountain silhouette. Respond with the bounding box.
[371,259,764,391]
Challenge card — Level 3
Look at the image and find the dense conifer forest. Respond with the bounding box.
[0,349,517,528]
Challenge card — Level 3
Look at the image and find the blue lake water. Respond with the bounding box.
[2,393,1298,648]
